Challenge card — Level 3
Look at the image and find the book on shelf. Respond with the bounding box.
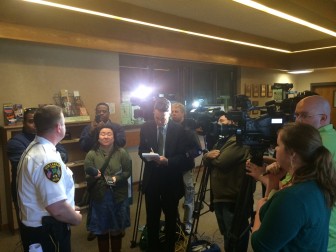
[3,103,17,125]
[60,89,76,117]
[73,90,88,116]
[13,104,23,123]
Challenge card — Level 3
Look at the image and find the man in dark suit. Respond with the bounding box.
[138,97,193,252]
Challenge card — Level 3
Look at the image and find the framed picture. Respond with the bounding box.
[267,84,273,97]
[245,83,251,97]
[260,84,266,97]
[252,84,259,97]
[251,101,259,114]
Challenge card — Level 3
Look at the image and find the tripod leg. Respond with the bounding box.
[187,164,210,251]
[130,161,144,248]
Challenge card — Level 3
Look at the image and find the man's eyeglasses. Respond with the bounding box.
[294,113,324,120]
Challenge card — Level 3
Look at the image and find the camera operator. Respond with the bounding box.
[202,114,252,252]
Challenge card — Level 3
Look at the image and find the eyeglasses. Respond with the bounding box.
[294,113,324,120]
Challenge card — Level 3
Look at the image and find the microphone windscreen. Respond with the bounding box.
[85,167,98,177]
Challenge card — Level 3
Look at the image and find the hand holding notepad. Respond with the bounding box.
[142,152,160,161]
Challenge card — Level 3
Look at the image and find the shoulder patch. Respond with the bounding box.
[44,162,62,183]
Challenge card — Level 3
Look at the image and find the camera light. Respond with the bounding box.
[130,85,153,100]
[192,98,205,108]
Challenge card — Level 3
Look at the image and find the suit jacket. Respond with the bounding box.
[138,119,193,198]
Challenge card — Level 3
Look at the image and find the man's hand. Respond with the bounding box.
[204,150,220,160]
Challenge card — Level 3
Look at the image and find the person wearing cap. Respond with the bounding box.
[203,114,252,252]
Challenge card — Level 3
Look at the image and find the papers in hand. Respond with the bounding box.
[142,152,160,161]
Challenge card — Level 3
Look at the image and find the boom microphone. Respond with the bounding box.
[85,167,99,177]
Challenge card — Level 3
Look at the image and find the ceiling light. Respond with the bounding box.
[21,0,290,53]
[287,69,314,74]
[233,0,336,37]
[21,0,336,53]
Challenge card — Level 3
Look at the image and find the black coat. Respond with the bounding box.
[138,119,193,198]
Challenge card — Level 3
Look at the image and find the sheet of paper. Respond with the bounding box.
[142,153,160,161]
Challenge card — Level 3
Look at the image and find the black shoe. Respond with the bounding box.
[87,232,96,241]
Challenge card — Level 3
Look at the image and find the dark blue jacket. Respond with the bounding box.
[79,120,126,152]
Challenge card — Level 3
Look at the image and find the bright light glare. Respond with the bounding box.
[192,101,200,108]
[192,99,205,108]
[130,85,153,99]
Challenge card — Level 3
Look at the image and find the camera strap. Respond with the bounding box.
[100,148,115,175]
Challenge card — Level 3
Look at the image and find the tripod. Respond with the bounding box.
[186,160,212,251]
[187,138,257,252]
[130,160,144,248]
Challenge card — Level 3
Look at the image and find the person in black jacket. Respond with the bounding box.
[80,102,126,152]
[138,98,194,252]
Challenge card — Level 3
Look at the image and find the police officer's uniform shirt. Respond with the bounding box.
[17,136,75,227]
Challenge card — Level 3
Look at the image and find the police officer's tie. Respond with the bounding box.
[158,126,164,156]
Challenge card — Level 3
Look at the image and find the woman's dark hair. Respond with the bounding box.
[280,123,336,207]
[93,125,119,152]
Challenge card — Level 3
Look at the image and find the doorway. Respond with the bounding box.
[311,82,336,127]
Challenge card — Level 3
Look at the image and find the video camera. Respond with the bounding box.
[190,86,316,156]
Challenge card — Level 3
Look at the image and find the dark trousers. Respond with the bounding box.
[214,202,249,252]
[20,217,71,252]
[145,188,179,252]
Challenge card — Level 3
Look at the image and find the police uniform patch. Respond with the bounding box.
[44,162,62,183]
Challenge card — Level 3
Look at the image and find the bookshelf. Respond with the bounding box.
[0,121,90,233]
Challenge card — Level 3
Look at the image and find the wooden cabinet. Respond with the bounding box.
[0,121,90,233]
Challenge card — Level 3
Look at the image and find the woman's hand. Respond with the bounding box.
[246,159,265,181]
[94,170,102,179]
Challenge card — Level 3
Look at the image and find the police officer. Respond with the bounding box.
[17,105,82,252]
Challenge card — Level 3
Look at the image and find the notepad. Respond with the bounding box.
[142,153,160,161]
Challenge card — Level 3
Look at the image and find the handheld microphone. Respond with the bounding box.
[85,167,99,177]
